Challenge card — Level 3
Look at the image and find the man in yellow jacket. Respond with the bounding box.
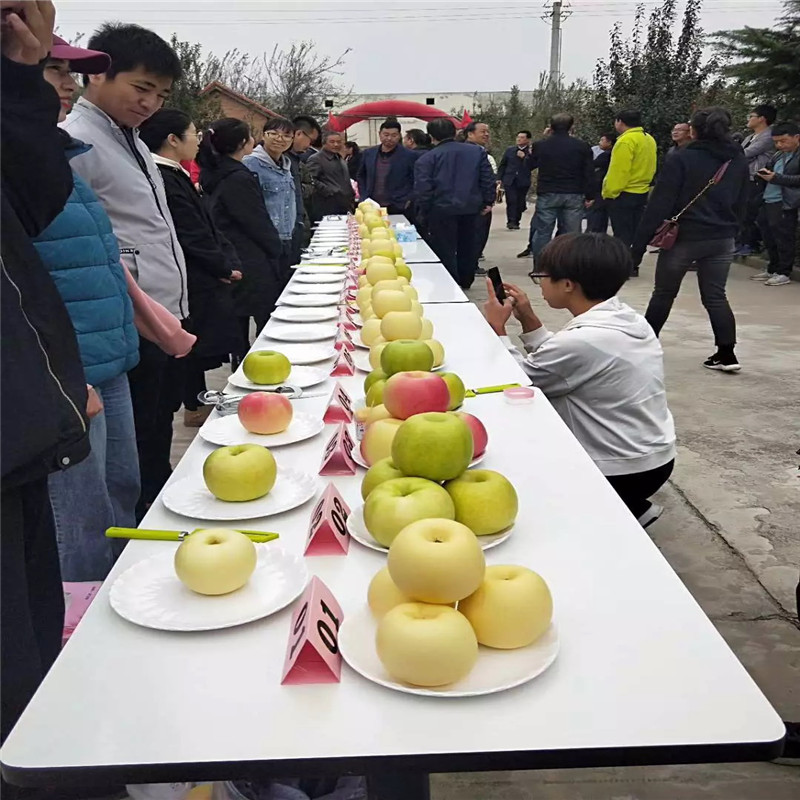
[602,110,657,273]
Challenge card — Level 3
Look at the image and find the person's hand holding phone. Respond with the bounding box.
[504,282,542,333]
[483,277,514,336]
[758,168,776,182]
[1,1,55,65]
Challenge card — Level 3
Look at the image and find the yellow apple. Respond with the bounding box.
[392,243,404,258]
[376,603,478,687]
[360,318,384,347]
[366,261,398,285]
[359,417,403,466]
[410,300,424,317]
[358,275,370,288]
[370,240,396,259]
[365,404,393,426]
[356,286,373,309]
[174,528,257,596]
[371,279,404,296]
[372,290,412,318]
[202,444,277,502]
[358,223,369,238]
[380,311,423,341]
[369,343,388,370]
[419,318,434,339]
[361,241,371,259]
[395,276,409,286]
[388,518,485,604]
[394,260,412,280]
[370,228,390,241]
[368,567,413,618]
[459,566,553,649]
[401,285,419,301]
[424,339,445,367]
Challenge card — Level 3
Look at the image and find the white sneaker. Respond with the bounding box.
[638,503,664,529]
[750,270,771,281]
[765,274,791,286]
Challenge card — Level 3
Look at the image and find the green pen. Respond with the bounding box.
[464,382,522,398]
[106,527,280,544]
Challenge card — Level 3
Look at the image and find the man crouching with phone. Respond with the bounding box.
[484,232,676,529]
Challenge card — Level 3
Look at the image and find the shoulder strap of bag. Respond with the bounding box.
[670,160,732,222]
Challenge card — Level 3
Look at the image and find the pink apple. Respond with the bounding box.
[383,371,450,420]
[454,412,488,458]
[237,392,293,435]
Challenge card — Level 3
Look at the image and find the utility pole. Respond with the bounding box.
[542,1,571,90]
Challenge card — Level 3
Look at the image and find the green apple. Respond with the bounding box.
[363,369,388,395]
[242,351,291,385]
[380,339,434,376]
[444,469,518,535]
[459,565,553,649]
[387,518,486,603]
[174,528,257,595]
[202,444,277,502]
[361,456,405,500]
[376,603,478,687]
[394,261,412,280]
[391,412,473,481]
[367,566,413,618]
[365,379,386,407]
[439,372,466,410]
[363,477,455,547]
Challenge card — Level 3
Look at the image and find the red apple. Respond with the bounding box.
[455,412,488,458]
[237,392,293,435]
[383,371,450,420]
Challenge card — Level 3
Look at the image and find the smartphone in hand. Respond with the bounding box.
[486,267,506,303]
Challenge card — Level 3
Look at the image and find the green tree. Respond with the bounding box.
[589,0,716,153]
[168,35,221,127]
[712,0,800,117]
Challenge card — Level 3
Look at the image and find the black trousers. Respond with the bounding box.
[586,202,610,233]
[760,203,798,277]
[475,209,491,258]
[426,210,480,289]
[505,184,528,227]
[1,480,64,746]
[608,191,649,246]
[738,180,765,249]
[606,459,674,520]
[128,338,185,521]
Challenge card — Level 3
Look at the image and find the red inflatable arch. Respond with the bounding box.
[326,100,471,132]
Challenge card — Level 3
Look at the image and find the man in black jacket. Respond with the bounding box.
[0,0,91,756]
[306,130,355,221]
[497,129,533,229]
[518,114,593,260]
[586,131,616,233]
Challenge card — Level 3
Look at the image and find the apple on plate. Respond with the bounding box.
[368,241,396,261]
[368,342,388,371]
[372,290,412,319]
[380,339,434,375]
[439,373,466,411]
[394,260,412,280]
[419,318,434,340]
[367,566,413,618]
[174,528,257,596]
[365,379,386,407]
[363,369,388,395]
[242,351,291,385]
[444,469,518,535]
[410,300,424,318]
[401,285,418,301]
[371,279,405,296]
[388,518,485,603]
[237,392,293,435]
[203,444,277,502]
[361,456,405,500]
[356,286,373,309]
[454,411,488,457]
[423,339,445,368]
[383,371,450,420]
[360,318,383,347]
[459,566,553,649]
[376,603,478,687]
[363,477,455,547]
[380,311,422,341]
[365,260,397,285]
[359,417,404,466]
[391,412,472,481]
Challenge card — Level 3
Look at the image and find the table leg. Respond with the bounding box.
[367,771,430,800]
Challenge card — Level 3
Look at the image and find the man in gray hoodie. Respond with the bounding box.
[484,233,676,529]
[62,22,187,519]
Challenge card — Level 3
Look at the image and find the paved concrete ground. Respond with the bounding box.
[171,207,800,797]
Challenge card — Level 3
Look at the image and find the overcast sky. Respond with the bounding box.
[54,0,784,96]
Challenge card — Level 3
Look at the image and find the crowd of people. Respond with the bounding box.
[1,2,798,795]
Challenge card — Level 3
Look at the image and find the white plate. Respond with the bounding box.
[199,412,324,448]
[300,256,349,265]
[279,294,340,308]
[161,469,317,521]
[352,350,444,374]
[229,365,328,391]
[294,265,348,275]
[339,606,559,697]
[287,283,343,295]
[271,306,339,323]
[262,324,338,342]
[293,273,346,284]
[353,333,370,350]
[109,546,309,632]
[258,344,336,364]
[345,502,508,553]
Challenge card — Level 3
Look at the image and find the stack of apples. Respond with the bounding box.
[367,519,553,687]
[356,371,519,548]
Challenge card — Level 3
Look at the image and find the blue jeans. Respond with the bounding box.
[529,193,585,259]
[48,373,139,582]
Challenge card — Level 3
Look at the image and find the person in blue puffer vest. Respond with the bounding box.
[33,37,140,582]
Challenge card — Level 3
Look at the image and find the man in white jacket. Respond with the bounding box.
[484,232,676,528]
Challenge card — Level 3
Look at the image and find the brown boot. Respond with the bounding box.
[183,406,212,427]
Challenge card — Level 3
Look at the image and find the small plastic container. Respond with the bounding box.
[503,386,535,405]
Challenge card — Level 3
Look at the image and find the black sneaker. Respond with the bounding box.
[703,351,741,372]
[478,254,486,262]
[517,247,532,258]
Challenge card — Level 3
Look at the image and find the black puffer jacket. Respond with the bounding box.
[633,139,749,263]
[1,58,90,488]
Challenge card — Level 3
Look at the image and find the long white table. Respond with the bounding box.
[0,262,784,790]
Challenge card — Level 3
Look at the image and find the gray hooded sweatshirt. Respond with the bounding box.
[503,297,676,476]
